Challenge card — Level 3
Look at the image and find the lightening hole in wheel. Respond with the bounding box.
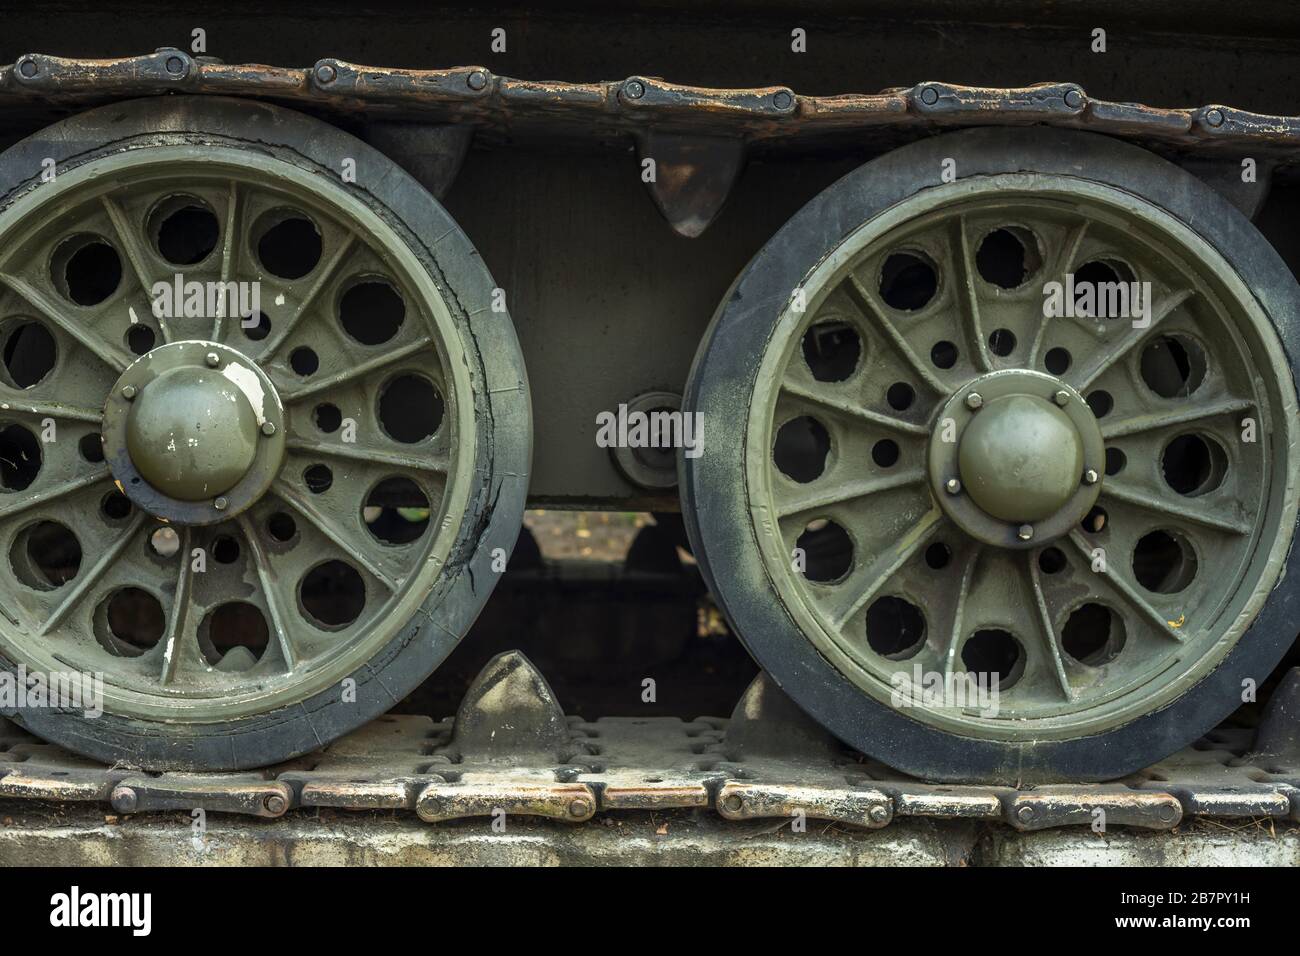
[125,324,155,356]
[1133,530,1197,593]
[363,476,430,545]
[150,197,219,265]
[255,211,322,279]
[97,588,164,657]
[1081,505,1107,534]
[879,251,937,311]
[801,321,861,382]
[1038,546,1066,574]
[988,328,1016,357]
[52,235,121,306]
[102,492,132,521]
[290,347,318,376]
[78,433,104,463]
[930,340,958,369]
[212,535,240,564]
[199,602,269,670]
[0,424,40,490]
[299,559,366,629]
[1072,259,1135,318]
[1086,390,1113,418]
[865,596,926,660]
[340,280,406,346]
[886,382,914,411]
[243,312,271,341]
[871,438,899,468]
[1162,433,1227,496]
[377,374,443,444]
[961,629,1023,689]
[1062,602,1125,666]
[976,226,1041,289]
[924,542,951,570]
[1044,347,1071,375]
[268,512,297,543]
[1141,334,1207,398]
[1105,447,1127,476]
[773,416,830,483]
[11,520,80,589]
[304,464,333,494]
[1,321,56,388]
[314,403,342,433]
[796,518,852,583]
[148,526,178,557]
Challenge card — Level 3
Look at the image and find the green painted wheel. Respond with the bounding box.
[683,128,1300,781]
[0,98,529,768]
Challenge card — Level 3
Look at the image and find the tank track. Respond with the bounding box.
[2,651,1298,832]
[2,50,1298,161]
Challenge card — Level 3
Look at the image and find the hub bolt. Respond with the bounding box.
[213,496,228,511]
[1053,390,1070,406]
[965,392,983,411]
[261,421,277,436]
[121,385,137,400]
[945,478,961,495]
[1017,524,1034,541]
[205,352,220,368]
[1083,468,1099,485]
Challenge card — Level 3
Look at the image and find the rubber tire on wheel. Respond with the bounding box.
[681,127,1300,783]
[0,98,530,770]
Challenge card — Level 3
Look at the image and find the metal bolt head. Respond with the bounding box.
[965,392,983,411]
[1015,804,1035,823]
[1205,107,1225,128]
[121,385,137,400]
[868,804,890,824]
[314,62,337,84]
[164,55,187,77]
[205,352,220,368]
[567,797,592,818]
[467,69,488,91]
[772,90,793,110]
[17,58,38,79]
[944,477,961,495]
[722,793,744,813]
[1053,390,1070,406]
[213,496,228,511]
[1083,468,1099,485]
[920,85,939,105]
[624,79,645,99]
[263,793,287,815]
[1017,524,1034,541]
[1064,88,1084,109]
[260,420,277,436]
[112,786,138,813]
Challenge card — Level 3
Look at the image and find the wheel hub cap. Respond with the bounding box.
[101,340,287,525]
[125,365,259,500]
[958,394,1083,522]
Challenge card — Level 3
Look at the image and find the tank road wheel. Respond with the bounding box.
[682,128,1300,783]
[0,98,529,770]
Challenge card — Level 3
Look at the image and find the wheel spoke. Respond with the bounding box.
[256,233,358,361]
[1069,288,1195,391]
[830,508,943,629]
[38,511,145,636]
[1027,219,1090,365]
[236,514,298,670]
[0,398,102,424]
[780,381,928,435]
[271,478,399,591]
[1027,552,1075,700]
[1065,530,1184,642]
[286,437,449,473]
[212,180,242,341]
[100,195,169,342]
[281,335,432,404]
[942,545,980,679]
[776,470,925,519]
[1100,481,1251,535]
[159,527,195,684]
[949,216,991,373]
[0,466,110,521]
[843,274,948,394]
[0,273,130,373]
[1100,395,1254,440]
